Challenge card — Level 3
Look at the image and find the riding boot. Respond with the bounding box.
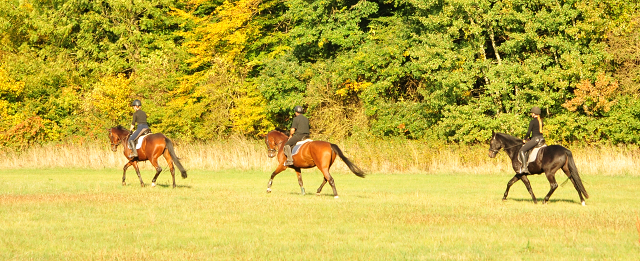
[284,145,294,166]
[128,140,138,158]
[518,150,529,174]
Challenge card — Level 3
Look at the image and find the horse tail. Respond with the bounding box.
[165,137,187,179]
[566,150,588,199]
[331,144,365,178]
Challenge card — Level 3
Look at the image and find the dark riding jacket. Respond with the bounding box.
[130,110,149,142]
[285,114,310,147]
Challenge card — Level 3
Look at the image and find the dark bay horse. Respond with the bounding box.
[488,131,589,205]
[108,126,187,188]
[264,130,365,198]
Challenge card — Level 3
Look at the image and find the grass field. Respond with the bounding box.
[1,167,639,260]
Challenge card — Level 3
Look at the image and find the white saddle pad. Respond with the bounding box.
[528,145,547,163]
[292,139,313,155]
[135,134,150,149]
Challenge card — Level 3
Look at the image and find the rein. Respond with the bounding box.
[267,139,283,154]
[489,141,523,153]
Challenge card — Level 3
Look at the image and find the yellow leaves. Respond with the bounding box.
[230,83,273,136]
[87,74,133,124]
[0,66,24,98]
[335,80,372,97]
[177,0,263,67]
[562,73,618,115]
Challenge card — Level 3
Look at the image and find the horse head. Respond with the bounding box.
[265,130,288,158]
[488,131,503,158]
[108,126,130,152]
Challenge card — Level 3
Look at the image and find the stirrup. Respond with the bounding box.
[284,160,294,166]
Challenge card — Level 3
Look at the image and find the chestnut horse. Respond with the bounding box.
[108,126,187,188]
[488,131,589,205]
[264,130,365,198]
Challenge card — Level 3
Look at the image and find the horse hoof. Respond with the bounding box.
[581,201,586,206]
[334,196,339,199]
[266,188,271,193]
[316,193,321,196]
[151,183,156,187]
[122,182,126,186]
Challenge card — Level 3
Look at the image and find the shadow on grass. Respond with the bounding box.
[287,191,339,197]
[506,197,580,204]
[155,184,193,189]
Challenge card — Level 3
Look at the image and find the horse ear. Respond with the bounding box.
[491,130,495,136]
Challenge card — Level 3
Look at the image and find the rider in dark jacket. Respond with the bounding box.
[283,106,310,166]
[519,106,544,174]
[128,99,148,158]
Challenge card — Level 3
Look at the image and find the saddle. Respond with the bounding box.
[131,128,153,149]
[292,139,313,155]
[525,138,547,163]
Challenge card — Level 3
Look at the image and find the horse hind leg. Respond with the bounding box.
[562,165,585,206]
[316,178,327,196]
[161,149,176,188]
[149,157,163,188]
[543,171,559,204]
[319,168,338,198]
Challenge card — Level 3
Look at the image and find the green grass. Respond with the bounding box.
[1,168,639,260]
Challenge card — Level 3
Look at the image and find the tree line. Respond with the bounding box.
[0,0,639,149]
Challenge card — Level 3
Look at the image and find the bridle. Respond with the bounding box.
[109,130,130,148]
[267,140,283,154]
[489,142,523,154]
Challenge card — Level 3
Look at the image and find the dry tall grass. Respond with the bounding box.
[1,137,639,176]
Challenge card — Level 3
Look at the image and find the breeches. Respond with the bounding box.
[129,124,149,142]
[520,136,543,152]
[285,133,310,147]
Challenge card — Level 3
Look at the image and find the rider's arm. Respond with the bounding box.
[525,119,534,140]
[289,128,295,138]
[131,111,137,131]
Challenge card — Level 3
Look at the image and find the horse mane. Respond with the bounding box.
[495,132,523,148]
[115,125,128,131]
[273,128,289,136]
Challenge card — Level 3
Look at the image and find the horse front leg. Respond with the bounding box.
[520,175,537,204]
[122,162,133,186]
[316,178,327,196]
[294,168,305,195]
[503,174,521,201]
[131,161,145,187]
[267,165,287,193]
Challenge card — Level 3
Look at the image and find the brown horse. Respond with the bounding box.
[488,131,589,205]
[108,126,187,188]
[264,130,365,198]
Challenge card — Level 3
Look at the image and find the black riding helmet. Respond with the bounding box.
[530,106,541,115]
[131,99,142,107]
[294,105,304,113]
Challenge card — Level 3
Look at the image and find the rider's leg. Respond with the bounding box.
[519,138,538,174]
[128,129,141,158]
[283,134,303,166]
[283,145,293,166]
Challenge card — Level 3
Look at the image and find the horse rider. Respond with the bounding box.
[283,105,310,166]
[128,99,148,158]
[519,106,544,174]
